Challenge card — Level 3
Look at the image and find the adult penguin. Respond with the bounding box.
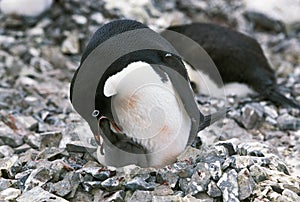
[162,23,300,110]
[70,19,227,168]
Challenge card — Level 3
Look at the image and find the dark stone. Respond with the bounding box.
[125,177,155,191]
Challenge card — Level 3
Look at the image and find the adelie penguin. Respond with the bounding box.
[162,23,300,110]
[70,20,227,168]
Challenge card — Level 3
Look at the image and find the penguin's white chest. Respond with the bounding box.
[104,61,191,167]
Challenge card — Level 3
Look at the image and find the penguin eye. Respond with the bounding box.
[92,110,100,117]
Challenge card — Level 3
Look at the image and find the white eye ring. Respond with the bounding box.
[92,110,100,117]
[165,53,172,57]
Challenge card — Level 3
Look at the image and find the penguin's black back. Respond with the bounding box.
[167,23,300,109]
[167,23,276,89]
[81,20,148,64]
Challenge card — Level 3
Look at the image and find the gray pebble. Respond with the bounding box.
[16,186,68,202]
[237,168,256,200]
[217,169,239,202]
[129,190,153,202]
[241,103,264,129]
[0,122,24,147]
[207,181,222,198]
[125,177,155,191]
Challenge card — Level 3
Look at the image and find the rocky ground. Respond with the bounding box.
[0,0,300,201]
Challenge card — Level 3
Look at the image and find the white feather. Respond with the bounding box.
[184,61,255,98]
[103,61,191,167]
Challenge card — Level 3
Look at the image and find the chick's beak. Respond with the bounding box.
[94,116,123,154]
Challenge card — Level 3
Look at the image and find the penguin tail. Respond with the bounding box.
[266,88,300,110]
[198,107,231,132]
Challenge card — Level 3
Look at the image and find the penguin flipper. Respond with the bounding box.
[265,88,300,110]
[198,107,230,132]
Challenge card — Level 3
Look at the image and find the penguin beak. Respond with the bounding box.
[94,116,123,145]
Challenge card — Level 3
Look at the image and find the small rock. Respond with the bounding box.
[217,169,239,202]
[15,170,32,191]
[61,31,80,55]
[125,177,155,191]
[238,168,256,200]
[277,114,300,130]
[227,155,270,170]
[15,115,38,131]
[14,144,32,154]
[129,190,153,202]
[121,164,155,179]
[91,189,105,202]
[170,161,194,178]
[237,142,274,157]
[201,118,252,144]
[72,15,88,25]
[0,121,24,147]
[243,0,300,34]
[0,178,17,191]
[53,180,71,197]
[156,169,179,188]
[177,146,201,162]
[0,187,21,201]
[152,195,184,202]
[153,196,182,202]
[36,147,67,161]
[70,190,94,202]
[186,163,210,195]
[25,133,41,149]
[80,166,114,181]
[193,193,214,201]
[0,145,14,157]
[293,83,300,95]
[241,103,264,129]
[206,160,222,181]
[0,155,22,178]
[264,105,279,119]
[24,165,53,191]
[215,141,237,157]
[81,181,102,192]
[52,173,74,197]
[91,13,105,24]
[17,186,68,202]
[249,164,268,183]
[243,11,285,33]
[101,176,123,192]
[153,185,173,196]
[178,178,190,194]
[40,131,62,149]
[282,189,300,201]
[207,181,222,198]
[106,190,125,202]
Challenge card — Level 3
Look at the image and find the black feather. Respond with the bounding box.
[166,23,300,109]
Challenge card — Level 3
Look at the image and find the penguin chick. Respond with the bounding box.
[70,20,227,168]
[164,23,300,110]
